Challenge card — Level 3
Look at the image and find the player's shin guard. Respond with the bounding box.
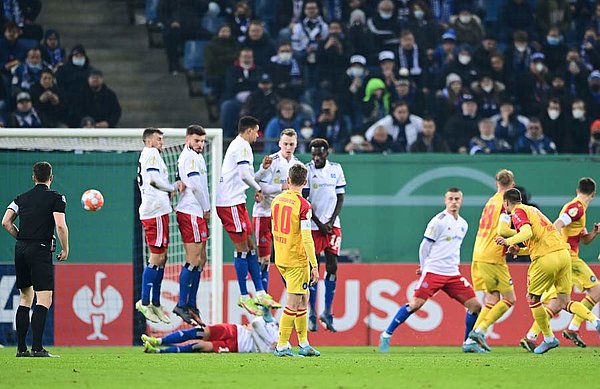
[309,283,317,314]
[247,250,264,292]
[567,300,598,323]
[295,308,309,346]
[15,305,30,352]
[177,263,194,307]
[152,266,165,306]
[278,306,297,348]
[479,299,513,332]
[31,305,48,351]
[234,252,249,295]
[473,303,493,330]
[569,295,596,330]
[261,263,269,292]
[188,267,202,308]
[141,265,159,305]
[385,304,414,335]
[161,327,205,345]
[324,273,336,315]
[464,310,478,341]
[530,302,552,338]
[161,344,195,353]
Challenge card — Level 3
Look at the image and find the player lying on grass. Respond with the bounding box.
[142,317,278,353]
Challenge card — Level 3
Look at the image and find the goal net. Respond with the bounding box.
[0,128,223,343]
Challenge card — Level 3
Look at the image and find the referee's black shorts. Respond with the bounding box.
[14,240,54,291]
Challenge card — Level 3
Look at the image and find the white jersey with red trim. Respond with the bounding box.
[138,147,172,220]
[421,210,468,276]
[305,160,346,229]
[175,145,209,217]
[252,151,302,217]
[235,324,254,353]
[216,136,254,207]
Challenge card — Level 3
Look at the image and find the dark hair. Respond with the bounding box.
[578,177,596,195]
[422,116,435,124]
[309,138,329,150]
[186,124,206,136]
[288,164,308,186]
[447,187,462,193]
[238,116,260,133]
[143,127,163,140]
[392,100,409,111]
[33,162,52,182]
[503,188,522,204]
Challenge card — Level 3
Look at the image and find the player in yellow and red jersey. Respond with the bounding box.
[271,164,320,357]
[496,188,600,354]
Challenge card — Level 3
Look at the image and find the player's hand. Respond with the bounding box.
[495,236,508,246]
[507,244,520,255]
[262,155,272,169]
[593,223,600,234]
[317,221,329,234]
[310,267,319,286]
[416,268,422,276]
[176,180,186,193]
[57,249,68,261]
[203,211,211,223]
[169,190,177,200]
[254,190,264,202]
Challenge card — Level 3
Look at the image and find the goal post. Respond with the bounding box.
[0,128,224,328]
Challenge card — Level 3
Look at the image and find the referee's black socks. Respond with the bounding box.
[16,305,30,352]
[31,305,49,352]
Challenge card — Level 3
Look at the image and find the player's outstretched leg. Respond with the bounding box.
[136,299,160,323]
[562,330,586,347]
[380,303,416,353]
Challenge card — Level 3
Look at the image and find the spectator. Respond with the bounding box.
[548,73,570,108]
[505,30,533,78]
[434,72,463,128]
[406,1,442,52]
[263,98,302,153]
[564,98,592,154]
[290,1,329,66]
[470,72,504,118]
[443,93,480,153]
[240,73,280,132]
[316,20,350,95]
[472,32,498,72]
[536,0,571,37]
[40,29,65,71]
[7,91,42,128]
[245,19,276,69]
[220,47,262,136]
[391,76,426,117]
[346,8,376,63]
[449,6,484,47]
[314,96,352,153]
[430,29,457,78]
[204,24,240,121]
[344,133,376,154]
[366,0,401,54]
[581,28,600,69]
[367,125,398,153]
[562,48,590,99]
[362,77,391,127]
[499,0,536,43]
[540,97,568,152]
[516,52,551,116]
[269,41,303,101]
[69,68,121,128]
[591,3,600,35]
[0,22,29,75]
[441,44,478,90]
[397,30,427,88]
[11,47,46,93]
[2,0,42,41]
[514,117,557,154]
[468,118,512,154]
[297,119,315,153]
[341,54,369,125]
[583,70,600,115]
[492,99,528,145]
[226,1,252,43]
[364,100,423,152]
[542,26,568,73]
[409,117,450,153]
[372,50,398,90]
[29,69,67,127]
[55,44,91,103]
[489,52,514,93]
[590,119,600,154]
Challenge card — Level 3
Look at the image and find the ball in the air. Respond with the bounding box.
[81,189,104,211]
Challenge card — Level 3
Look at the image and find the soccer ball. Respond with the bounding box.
[81,189,104,211]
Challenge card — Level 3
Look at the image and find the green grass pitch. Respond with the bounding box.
[2,346,600,388]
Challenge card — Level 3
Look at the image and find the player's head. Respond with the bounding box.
[310,138,329,168]
[495,169,515,191]
[503,188,522,211]
[186,124,206,153]
[287,163,308,188]
[32,161,52,184]
[444,187,463,215]
[279,128,297,159]
[143,128,164,151]
[238,116,260,143]
[577,177,596,198]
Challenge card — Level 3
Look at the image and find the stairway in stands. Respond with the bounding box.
[38,0,210,128]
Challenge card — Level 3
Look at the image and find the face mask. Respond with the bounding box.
[379,11,393,20]
[348,67,365,78]
[72,57,85,67]
[515,44,527,52]
[535,63,544,72]
[481,84,493,93]
[459,15,471,24]
[572,109,585,119]
[458,54,471,65]
[300,127,313,139]
[28,63,43,70]
[547,109,560,120]
[414,10,424,20]
[278,52,292,62]
[546,36,560,45]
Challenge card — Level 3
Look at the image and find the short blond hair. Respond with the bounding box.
[495,169,514,189]
[280,128,297,138]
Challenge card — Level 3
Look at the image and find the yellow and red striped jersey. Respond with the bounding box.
[558,197,587,256]
[473,192,507,264]
[511,204,569,259]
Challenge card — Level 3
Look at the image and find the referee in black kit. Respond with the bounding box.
[1,162,69,357]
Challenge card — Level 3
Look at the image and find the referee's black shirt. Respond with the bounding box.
[8,184,66,242]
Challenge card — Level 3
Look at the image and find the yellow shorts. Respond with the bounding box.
[542,256,599,303]
[471,261,514,294]
[277,265,310,295]
[528,249,571,297]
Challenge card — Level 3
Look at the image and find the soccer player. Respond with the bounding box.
[272,163,320,357]
[173,125,211,325]
[252,128,301,320]
[466,169,517,352]
[495,188,600,354]
[304,138,346,332]
[141,317,279,354]
[136,128,184,324]
[216,116,279,316]
[379,188,483,353]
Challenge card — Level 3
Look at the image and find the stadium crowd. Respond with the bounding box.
[0,0,122,128]
[147,0,600,154]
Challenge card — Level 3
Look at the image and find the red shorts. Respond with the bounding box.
[216,204,251,244]
[253,216,272,257]
[141,214,169,254]
[413,272,476,304]
[312,227,342,256]
[176,211,209,243]
[206,323,238,353]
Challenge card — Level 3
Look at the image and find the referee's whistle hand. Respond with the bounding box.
[57,250,68,261]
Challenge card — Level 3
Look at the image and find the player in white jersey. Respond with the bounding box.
[173,125,211,326]
[303,138,346,333]
[215,116,280,316]
[141,317,279,354]
[253,128,301,320]
[136,128,184,324]
[379,188,484,353]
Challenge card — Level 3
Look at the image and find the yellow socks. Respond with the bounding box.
[479,299,513,332]
[278,306,296,348]
[530,302,552,337]
[473,303,493,330]
[567,300,598,323]
[569,295,596,330]
[295,308,308,346]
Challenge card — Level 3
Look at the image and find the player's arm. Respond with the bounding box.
[581,224,600,245]
[300,202,319,282]
[187,173,211,211]
[54,212,69,261]
[254,155,272,182]
[147,170,176,192]
[238,162,262,192]
[327,167,346,226]
[497,213,516,237]
[1,203,18,238]
[418,237,434,271]
[502,224,532,246]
